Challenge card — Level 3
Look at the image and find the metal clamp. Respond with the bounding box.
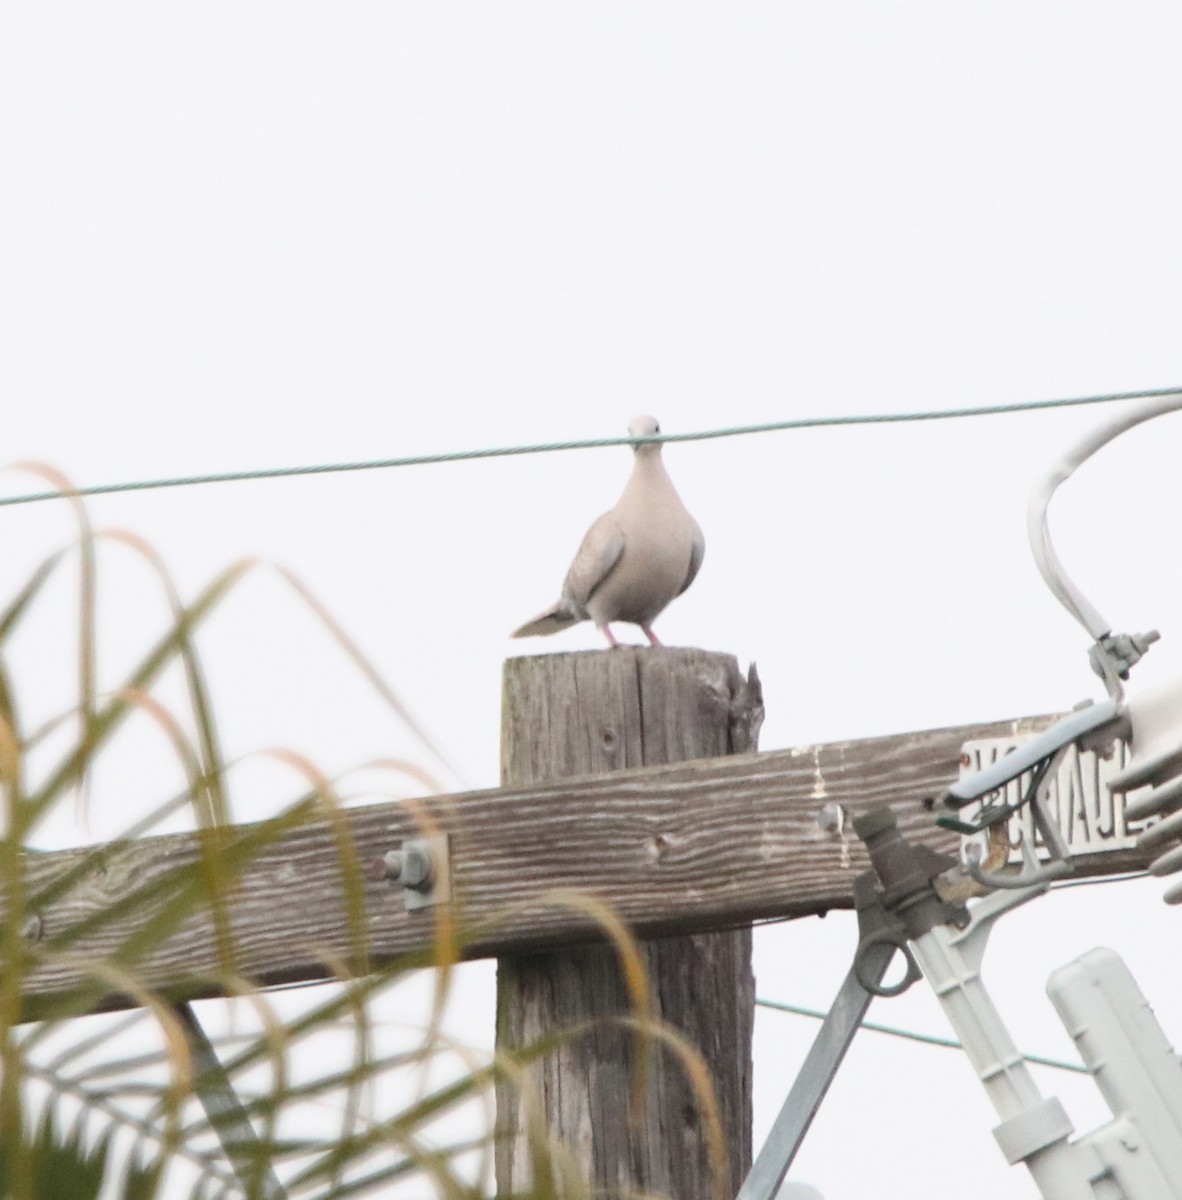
[851,871,923,998]
[379,833,450,911]
[853,926,922,997]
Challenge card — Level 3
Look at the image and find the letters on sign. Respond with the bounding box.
[960,737,1153,862]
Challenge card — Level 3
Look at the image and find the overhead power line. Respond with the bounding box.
[1,384,1177,510]
[756,997,1087,1074]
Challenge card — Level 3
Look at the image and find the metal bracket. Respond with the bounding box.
[380,833,450,911]
[736,880,901,1200]
[851,872,922,997]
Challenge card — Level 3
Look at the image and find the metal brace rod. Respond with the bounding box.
[175,1002,288,1200]
[736,940,895,1200]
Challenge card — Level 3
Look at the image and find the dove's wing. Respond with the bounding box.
[562,514,626,612]
[678,522,705,596]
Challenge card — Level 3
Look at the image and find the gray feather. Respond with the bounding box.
[511,604,582,639]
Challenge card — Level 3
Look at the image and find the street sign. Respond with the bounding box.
[959,735,1154,863]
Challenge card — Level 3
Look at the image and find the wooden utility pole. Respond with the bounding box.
[495,647,763,1200]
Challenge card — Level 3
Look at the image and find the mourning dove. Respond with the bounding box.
[512,415,704,648]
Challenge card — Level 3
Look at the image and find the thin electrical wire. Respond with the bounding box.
[755,997,1088,1074]
[1050,869,1149,890]
[0,384,1175,509]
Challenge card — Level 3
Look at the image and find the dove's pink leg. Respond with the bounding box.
[641,625,662,647]
[602,624,620,648]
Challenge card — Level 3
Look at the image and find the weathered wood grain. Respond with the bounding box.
[495,648,760,1200]
[10,699,1115,1021]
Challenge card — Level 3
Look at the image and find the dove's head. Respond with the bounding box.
[628,414,663,456]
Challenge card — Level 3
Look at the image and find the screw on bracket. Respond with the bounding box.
[377,833,450,911]
[817,803,852,870]
[816,803,845,834]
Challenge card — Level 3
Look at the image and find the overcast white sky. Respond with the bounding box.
[5,4,1182,1197]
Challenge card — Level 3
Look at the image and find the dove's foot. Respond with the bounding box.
[641,625,662,647]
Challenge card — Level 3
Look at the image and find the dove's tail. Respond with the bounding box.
[511,604,582,638]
